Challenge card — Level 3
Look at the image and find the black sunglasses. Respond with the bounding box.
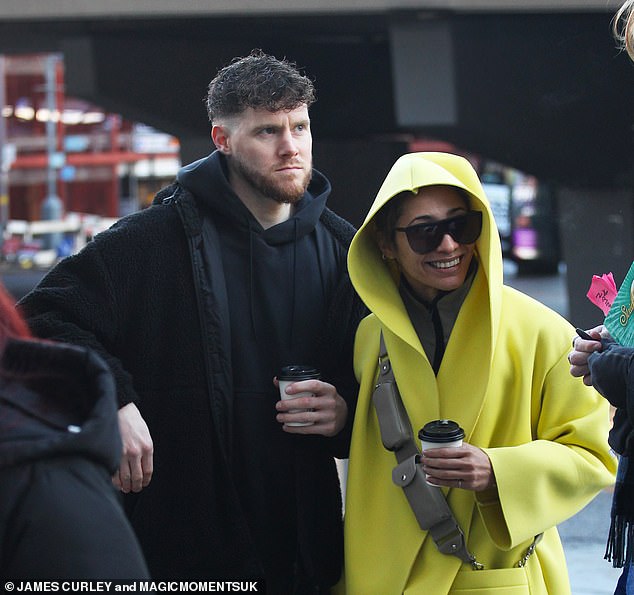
[394,211,483,254]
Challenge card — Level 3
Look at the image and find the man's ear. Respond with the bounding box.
[211,124,231,154]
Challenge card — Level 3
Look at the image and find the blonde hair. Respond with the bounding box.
[614,0,634,61]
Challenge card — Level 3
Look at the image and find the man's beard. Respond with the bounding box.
[231,153,312,205]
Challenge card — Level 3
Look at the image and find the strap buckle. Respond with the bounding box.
[432,518,484,570]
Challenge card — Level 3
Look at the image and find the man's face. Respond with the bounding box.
[218,105,313,205]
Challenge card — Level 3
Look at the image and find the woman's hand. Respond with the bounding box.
[420,442,495,492]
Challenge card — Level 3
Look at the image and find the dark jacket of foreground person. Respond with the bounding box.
[0,339,150,579]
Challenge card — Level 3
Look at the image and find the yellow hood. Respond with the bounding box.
[348,152,503,355]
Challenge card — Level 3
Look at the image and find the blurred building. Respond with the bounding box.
[1,52,180,221]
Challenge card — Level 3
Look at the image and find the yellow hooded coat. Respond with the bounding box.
[340,153,616,594]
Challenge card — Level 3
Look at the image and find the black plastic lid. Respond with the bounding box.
[418,419,465,442]
[278,365,321,381]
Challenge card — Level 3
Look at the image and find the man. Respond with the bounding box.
[18,50,365,594]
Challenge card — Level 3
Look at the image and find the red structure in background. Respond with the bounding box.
[2,53,179,221]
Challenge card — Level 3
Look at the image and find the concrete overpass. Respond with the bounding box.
[0,0,631,324]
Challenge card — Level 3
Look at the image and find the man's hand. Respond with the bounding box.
[275,378,347,437]
[114,402,154,493]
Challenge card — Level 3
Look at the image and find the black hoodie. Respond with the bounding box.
[177,154,348,593]
[177,153,337,385]
[0,339,149,579]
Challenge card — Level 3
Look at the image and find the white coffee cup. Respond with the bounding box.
[278,365,320,427]
[418,419,465,451]
[418,419,465,486]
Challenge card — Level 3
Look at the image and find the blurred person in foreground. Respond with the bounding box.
[18,50,365,593]
[569,2,634,593]
[338,152,615,594]
[0,283,149,579]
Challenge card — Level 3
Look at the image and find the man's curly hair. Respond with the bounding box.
[205,49,316,123]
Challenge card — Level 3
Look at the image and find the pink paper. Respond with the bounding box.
[586,272,617,315]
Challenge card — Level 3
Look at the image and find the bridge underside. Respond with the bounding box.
[0,11,631,187]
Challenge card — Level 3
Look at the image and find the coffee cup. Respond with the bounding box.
[418,419,465,452]
[278,365,321,427]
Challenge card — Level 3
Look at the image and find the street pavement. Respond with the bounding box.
[504,261,620,595]
[559,490,622,595]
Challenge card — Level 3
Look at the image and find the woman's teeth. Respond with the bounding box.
[430,257,461,269]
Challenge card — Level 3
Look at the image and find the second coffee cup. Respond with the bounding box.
[418,419,465,451]
[278,365,321,427]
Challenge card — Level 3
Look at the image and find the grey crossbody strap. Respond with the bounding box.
[373,332,483,569]
[373,331,543,570]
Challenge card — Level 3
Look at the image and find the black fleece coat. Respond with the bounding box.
[0,339,149,579]
[18,152,366,588]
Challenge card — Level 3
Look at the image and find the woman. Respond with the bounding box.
[568,3,634,594]
[0,283,149,579]
[339,152,616,594]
